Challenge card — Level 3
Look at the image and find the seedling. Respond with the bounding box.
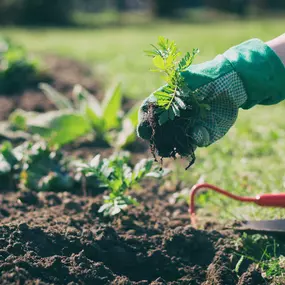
[189,183,285,226]
[143,36,209,168]
[77,152,169,216]
[40,83,140,148]
[0,140,73,192]
[8,83,139,149]
[145,36,200,125]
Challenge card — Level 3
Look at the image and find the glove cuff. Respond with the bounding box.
[224,38,285,109]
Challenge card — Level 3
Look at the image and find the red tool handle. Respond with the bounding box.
[189,183,285,226]
[255,193,285,207]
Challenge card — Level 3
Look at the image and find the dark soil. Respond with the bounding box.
[140,103,196,170]
[0,181,269,285]
[63,136,149,161]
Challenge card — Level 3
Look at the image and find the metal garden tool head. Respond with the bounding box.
[189,183,285,233]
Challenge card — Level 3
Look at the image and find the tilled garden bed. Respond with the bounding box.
[0,182,268,285]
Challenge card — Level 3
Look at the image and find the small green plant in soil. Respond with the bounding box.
[143,36,209,168]
[233,233,285,282]
[0,139,170,215]
[0,140,74,192]
[8,83,139,149]
[0,37,40,94]
[77,152,169,216]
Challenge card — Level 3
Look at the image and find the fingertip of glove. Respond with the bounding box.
[137,121,152,140]
[191,126,210,147]
[137,94,157,141]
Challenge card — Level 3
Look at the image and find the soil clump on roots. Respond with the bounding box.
[145,103,196,170]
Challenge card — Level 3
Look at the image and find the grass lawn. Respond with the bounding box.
[1,18,285,222]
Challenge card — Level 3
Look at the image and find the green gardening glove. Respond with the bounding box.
[138,39,285,148]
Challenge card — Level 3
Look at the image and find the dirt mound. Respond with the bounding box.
[0,186,266,285]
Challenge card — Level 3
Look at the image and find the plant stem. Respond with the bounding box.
[166,86,177,110]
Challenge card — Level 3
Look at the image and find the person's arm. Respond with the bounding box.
[267,34,285,66]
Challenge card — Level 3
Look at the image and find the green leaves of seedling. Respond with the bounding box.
[9,109,92,147]
[0,140,74,192]
[40,83,73,110]
[145,36,201,126]
[3,79,140,150]
[32,82,139,149]
[102,83,122,130]
[154,86,187,125]
[146,36,180,60]
[178,49,199,71]
[152,56,166,70]
[79,153,170,216]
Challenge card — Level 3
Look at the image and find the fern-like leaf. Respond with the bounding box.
[145,37,201,126]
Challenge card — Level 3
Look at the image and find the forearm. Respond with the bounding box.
[267,34,285,66]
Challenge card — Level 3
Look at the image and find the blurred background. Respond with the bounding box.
[0,0,284,98]
[0,0,285,221]
[1,0,285,25]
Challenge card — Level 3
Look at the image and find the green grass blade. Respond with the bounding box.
[124,102,140,126]
[72,84,104,132]
[39,83,73,110]
[72,84,102,117]
[102,82,122,130]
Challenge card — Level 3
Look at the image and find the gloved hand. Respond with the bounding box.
[138,39,285,148]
